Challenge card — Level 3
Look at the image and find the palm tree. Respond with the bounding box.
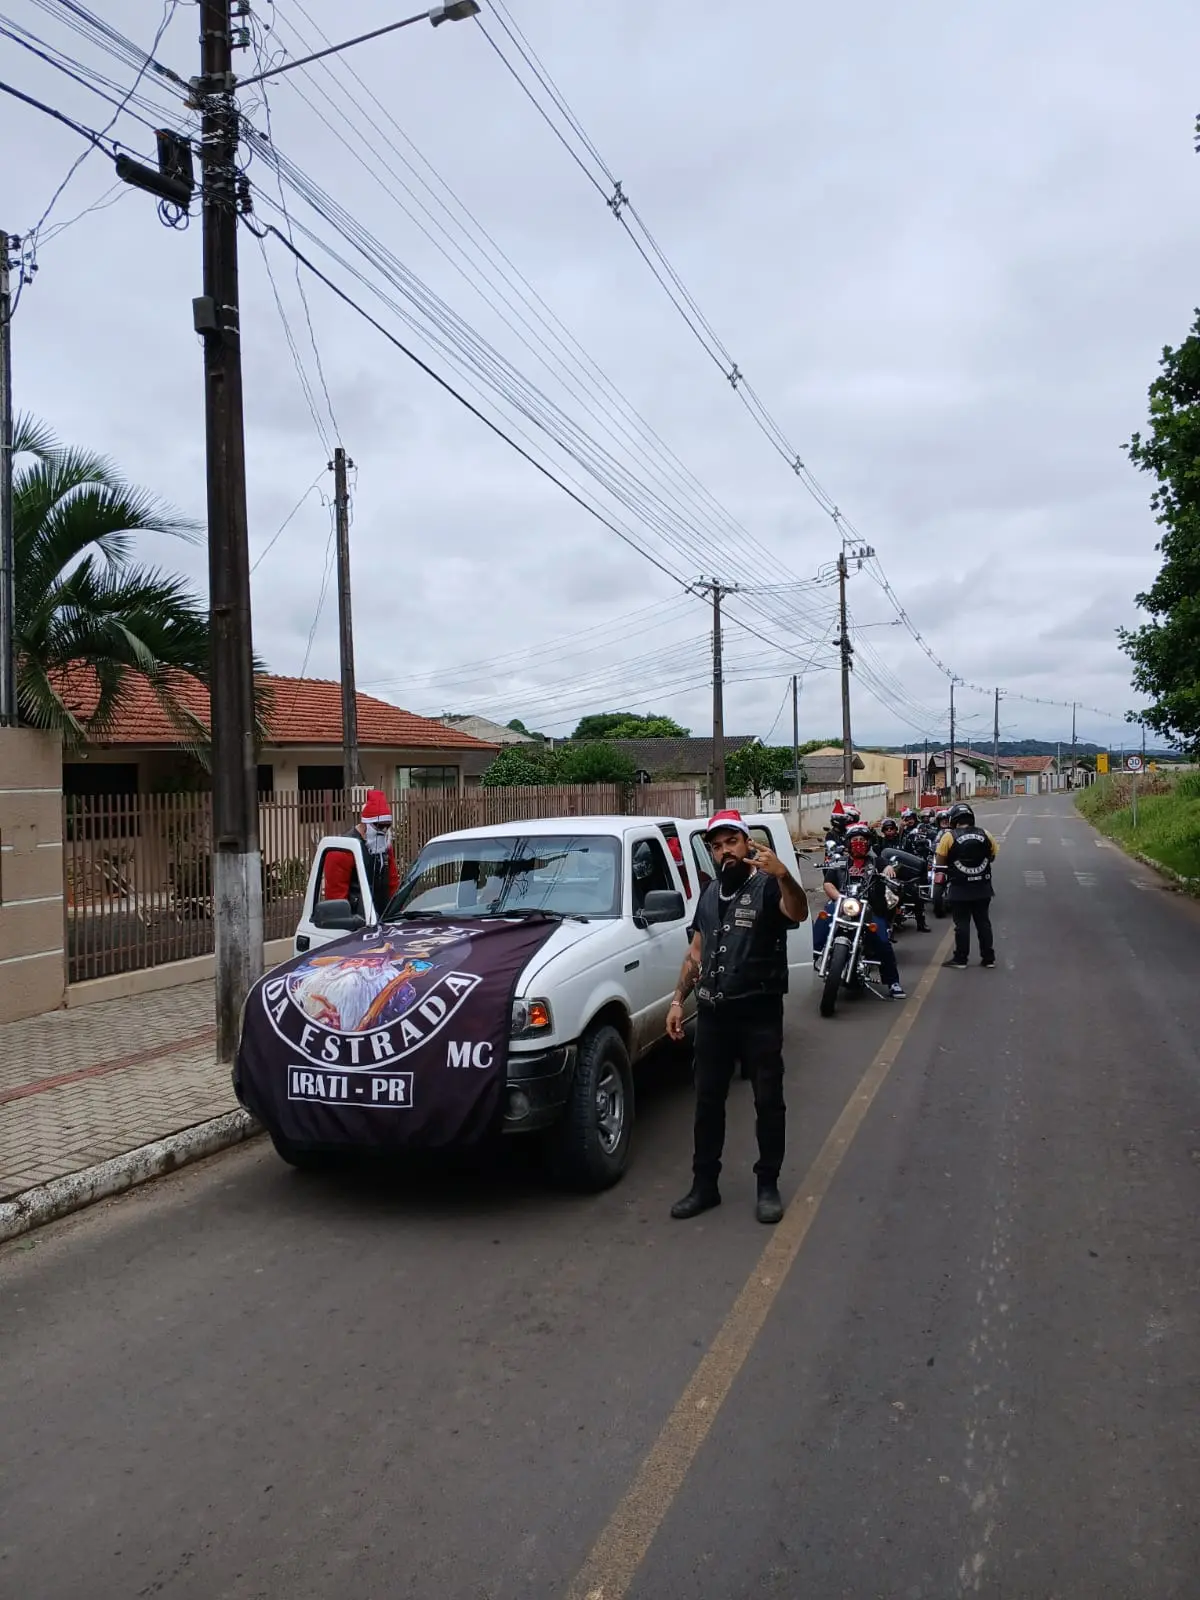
[13,417,228,754]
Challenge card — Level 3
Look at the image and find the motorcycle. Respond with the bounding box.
[877,846,926,936]
[814,876,891,1018]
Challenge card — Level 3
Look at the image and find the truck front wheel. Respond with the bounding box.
[545,1024,634,1191]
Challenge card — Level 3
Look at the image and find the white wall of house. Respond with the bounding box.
[262,748,466,795]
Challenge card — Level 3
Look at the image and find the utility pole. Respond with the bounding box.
[836,550,854,796]
[922,735,928,800]
[992,686,1000,797]
[0,232,15,726]
[197,0,262,1062]
[332,446,362,797]
[1071,701,1077,788]
[791,673,802,831]
[948,679,956,802]
[711,581,727,808]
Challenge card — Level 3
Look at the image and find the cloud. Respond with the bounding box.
[2,0,1196,754]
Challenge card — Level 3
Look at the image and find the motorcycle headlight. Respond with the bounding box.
[511,998,553,1039]
[841,897,862,918]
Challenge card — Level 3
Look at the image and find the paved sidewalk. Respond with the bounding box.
[0,983,240,1200]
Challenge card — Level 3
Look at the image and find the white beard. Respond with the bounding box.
[293,963,395,1032]
[365,824,391,857]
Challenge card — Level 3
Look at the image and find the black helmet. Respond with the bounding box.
[632,841,655,881]
[900,807,916,824]
[880,816,900,835]
[949,802,975,828]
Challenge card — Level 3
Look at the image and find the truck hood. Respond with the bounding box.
[513,917,606,990]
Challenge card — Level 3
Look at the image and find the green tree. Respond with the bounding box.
[570,711,689,741]
[552,741,637,786]
[1120,311,1200,753]
[506,717,546,742]
[478,744,554,788]
[725,743,795,800]
[13,418,221,753]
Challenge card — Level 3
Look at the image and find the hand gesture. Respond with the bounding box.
[666,1000,687,1042]
[747,839,787,879]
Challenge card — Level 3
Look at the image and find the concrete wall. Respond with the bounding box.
[0,728,66,1022]
[66,935,294,1009]
[72,745,485,795]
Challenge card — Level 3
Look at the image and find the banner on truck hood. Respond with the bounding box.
[236,917,559,1152]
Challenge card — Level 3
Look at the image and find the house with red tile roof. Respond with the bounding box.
[59,669,498,797]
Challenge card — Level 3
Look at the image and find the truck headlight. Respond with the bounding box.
[511,998,553,1039]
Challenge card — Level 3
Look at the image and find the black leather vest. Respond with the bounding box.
[946,828,993,900]
[346,826,392,916]
[694,870,789,1005]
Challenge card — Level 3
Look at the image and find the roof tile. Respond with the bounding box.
[58,668,496,751]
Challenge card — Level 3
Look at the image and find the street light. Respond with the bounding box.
[237,3,480,88]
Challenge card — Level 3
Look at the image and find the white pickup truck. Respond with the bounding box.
[250,812,810,1189]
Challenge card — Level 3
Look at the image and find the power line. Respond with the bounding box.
[22,0,182,253]
[247,218,689,591]
[474,8,1133,728]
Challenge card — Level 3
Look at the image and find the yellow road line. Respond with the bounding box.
[565,927,956,1600]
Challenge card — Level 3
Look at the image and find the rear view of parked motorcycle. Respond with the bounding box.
[877,846,926,935]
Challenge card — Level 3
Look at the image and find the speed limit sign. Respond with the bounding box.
[1125,755,1144,773]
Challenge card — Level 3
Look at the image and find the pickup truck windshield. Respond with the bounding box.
[385,834,622,920]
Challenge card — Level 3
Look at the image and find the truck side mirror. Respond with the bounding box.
[635,889,686,927]
[312,899,366,932]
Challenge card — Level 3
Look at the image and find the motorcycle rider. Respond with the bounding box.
[936,801,999,969]
[879,815,930,933]
[812,823,905,998]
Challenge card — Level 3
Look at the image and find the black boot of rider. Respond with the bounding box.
[756,1179,784,1225]
[671,1183,721,1220]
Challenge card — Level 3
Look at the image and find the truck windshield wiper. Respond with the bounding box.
[494,907,591,924]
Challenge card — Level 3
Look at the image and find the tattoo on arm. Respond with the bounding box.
[673,950,700,1004]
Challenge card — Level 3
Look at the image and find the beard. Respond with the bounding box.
[718,858,752,893]
[365,824,391,857]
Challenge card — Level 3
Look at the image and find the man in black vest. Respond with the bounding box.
[666,810,809,1225]
[936,802,999,969]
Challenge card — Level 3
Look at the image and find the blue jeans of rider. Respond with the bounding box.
[813,902,901,987]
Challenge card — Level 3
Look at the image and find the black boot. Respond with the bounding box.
[756,1179,784,1225]
[671,1183,721,1220]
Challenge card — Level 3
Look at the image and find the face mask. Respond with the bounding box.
[718,857,751,893]
[365,822,391,856]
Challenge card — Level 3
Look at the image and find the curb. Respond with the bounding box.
[0,1109,262,1246]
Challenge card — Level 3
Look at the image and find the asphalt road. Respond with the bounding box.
[3,795,1198,1599]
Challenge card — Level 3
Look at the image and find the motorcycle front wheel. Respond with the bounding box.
[820,941,851,1017]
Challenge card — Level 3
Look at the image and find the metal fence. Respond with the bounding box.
[63,783,700,984]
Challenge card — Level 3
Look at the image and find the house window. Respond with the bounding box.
[63,763,140,839]
[297,765,345,793]
[64,762,139,797]
[257,764,275,795]
[396,765,459,792]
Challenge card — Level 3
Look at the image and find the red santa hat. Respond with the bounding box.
[704,808,751,840]
[831,798,845,815]
[361,788,392,823]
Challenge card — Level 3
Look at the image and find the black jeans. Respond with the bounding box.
[952,898,994,962]
[692,996,785,1186]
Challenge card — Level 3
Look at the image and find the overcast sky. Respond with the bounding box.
[4,0,1198,752]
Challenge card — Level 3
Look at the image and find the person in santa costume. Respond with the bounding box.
[323,788,400,919]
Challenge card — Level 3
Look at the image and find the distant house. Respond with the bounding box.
[439,714,537,745]
[439,713,538,782]
[800,753,866,790]
[588,736,759,800]
[61,670,497,796]
[923,750,980,798]
[1006,755,1058,795]
[805,746,902,793]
